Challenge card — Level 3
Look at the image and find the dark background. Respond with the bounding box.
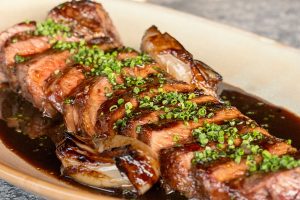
[150,0,300,48]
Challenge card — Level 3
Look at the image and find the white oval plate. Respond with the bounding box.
[0,0,300,199]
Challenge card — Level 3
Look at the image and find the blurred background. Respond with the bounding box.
[1,0,300,199]
[148,0,300,48]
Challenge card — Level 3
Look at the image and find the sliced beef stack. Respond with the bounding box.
[142,27,300,199]
[0,0,299,199]
[0,85,159,196]
[0,0,160,196]
[0,0,122,117]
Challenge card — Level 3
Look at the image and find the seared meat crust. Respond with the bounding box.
[0,1,299,199]
[47,0,122,49]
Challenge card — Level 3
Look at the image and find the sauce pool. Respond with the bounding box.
[0,82,300,199]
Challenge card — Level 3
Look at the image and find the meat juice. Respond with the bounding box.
[0,83,300,199]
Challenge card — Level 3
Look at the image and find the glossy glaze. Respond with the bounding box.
[0,83,300,199]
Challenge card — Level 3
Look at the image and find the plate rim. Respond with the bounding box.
[0,0,300,199]
[0,160,118,200]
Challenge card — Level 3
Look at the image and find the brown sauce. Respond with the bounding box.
[0,82,300,199]
[219,83,300,148]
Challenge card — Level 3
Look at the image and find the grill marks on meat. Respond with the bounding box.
[120,94,216,139]
[0,0,123,118]
[96,79,197,139]
[141,26,222,96]
[16,50,70,117]
[191,147,297,199]
[63,63,161,136]
[140,107,242,154]
[160,143,201,198]
[0,87,160,195]
[202,140,293,183]
[160,118,299,199]
[72,76,112,136]
[47,0,122,49]
[45,65,85,113]
[1,1,299,198]
[3,35,50,67]
[228,166,300,200]
[0,23,76,87]
[0,22,36,83]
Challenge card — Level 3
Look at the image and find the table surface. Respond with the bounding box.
[1,0,299,199]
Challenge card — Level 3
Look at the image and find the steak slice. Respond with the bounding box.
[47,0,122,49]
[2,35,51,67]
[75,65,158,136]
[45,65,85,113]
[0,21,36,83]
[0,32,81,86]
[228,165,300,200]
[139,107,242,154]
[141,26,222,95]
[192,151,300,200]
[2,36,52,85]
[96,80,197,138]
[160,143,201,198]
[64,62,161,136]
[0,22,35,47]
[62,69,125,135]
[122,95,219,138]
[74,76,113,136]
[160,120,297,199]
[16,50,70,117]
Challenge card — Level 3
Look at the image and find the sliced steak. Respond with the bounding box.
[1,32,81,84]
[62,68,126,135]
[0,21,36,83]
[228,166,300,200]
[16,50,70,117]
[45,65,85,113]
[3,36,50,67]
[96,80,197,139]
[0,0,124,119]
[0,21,36,51]
[141,26,222,95]
[160,119,297,200]
[191,142,296,200]
[160,143,201,198]
[122,95,219,138]
[47,0,122,49]
[161,141,295,199]
[198,140,293,181]
[139,107,242,154]
[63,102,80,134]
[0,24,83,89]
[65,62,162,136]
[74,67,154,136]
[73,76,112,136]
[62,76,111,135]
[2,36,53,85]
